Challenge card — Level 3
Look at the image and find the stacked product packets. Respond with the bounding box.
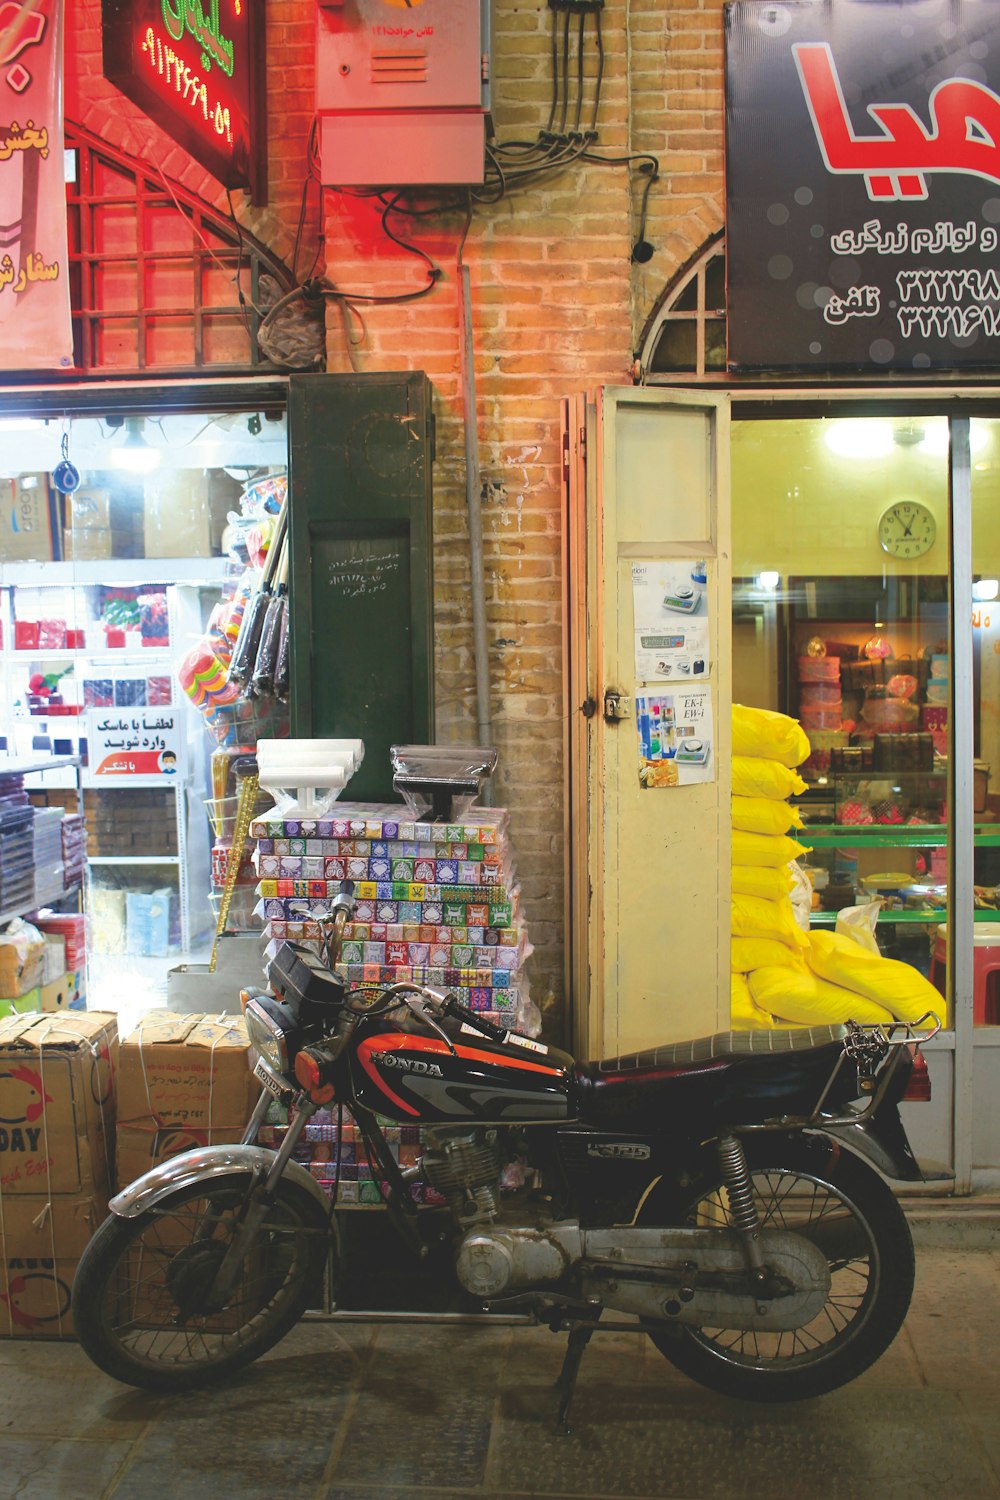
[32,807,65,904]
[250,802,533,1031]
[258,1105,446,1207]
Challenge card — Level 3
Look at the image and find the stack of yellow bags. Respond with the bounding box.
[730,704,941,1031]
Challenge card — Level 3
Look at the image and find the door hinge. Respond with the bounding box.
[603,690,632,723]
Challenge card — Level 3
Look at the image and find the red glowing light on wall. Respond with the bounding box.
[101,0,266,202]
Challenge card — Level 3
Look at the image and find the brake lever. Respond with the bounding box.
[404,992,458,1055]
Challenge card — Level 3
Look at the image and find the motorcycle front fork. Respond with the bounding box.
[200,1089,320,1306]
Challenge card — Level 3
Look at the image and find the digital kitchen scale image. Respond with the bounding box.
[640,633,686,650]
[663,584,703,614]
[674,737,711,766]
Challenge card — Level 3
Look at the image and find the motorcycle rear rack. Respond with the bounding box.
[740,1010,943,1134]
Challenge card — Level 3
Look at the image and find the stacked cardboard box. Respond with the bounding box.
[0,1011,118,1337]
[116,1012,259,1190]
[84,788,178,858]
[250,804,534,1031]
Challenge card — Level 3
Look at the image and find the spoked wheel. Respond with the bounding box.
[642,1139,915,1401]
[72,1174,331,1392]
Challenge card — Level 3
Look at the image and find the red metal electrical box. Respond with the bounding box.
[316,0,491,186]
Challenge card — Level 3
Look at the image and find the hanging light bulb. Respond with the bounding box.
[111,416,160,472]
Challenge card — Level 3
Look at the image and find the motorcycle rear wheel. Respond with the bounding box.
[72,1173,331,1392]
[642,1138,914,1402]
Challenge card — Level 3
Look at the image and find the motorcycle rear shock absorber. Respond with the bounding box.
[716,1134,768,1287]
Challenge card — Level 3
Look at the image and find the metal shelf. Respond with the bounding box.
[811,908,1000,925]
[88,855,180,866]
[0,557,231,587]
[3,648,172,662]
[803,824,1000,848]
[0,755,80,777]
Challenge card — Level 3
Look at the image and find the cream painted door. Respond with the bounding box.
[565,387,731,1061]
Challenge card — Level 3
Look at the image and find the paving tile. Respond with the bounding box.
[0,1437,133,1500]
[329,1327,503,1490]
[485,1387,1000,1499]
[904,1249,1000,1389]
[0,1341,160,1439]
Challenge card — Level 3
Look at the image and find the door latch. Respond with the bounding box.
[603,690,632,723]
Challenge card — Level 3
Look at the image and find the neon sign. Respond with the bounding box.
[102,0,265,201]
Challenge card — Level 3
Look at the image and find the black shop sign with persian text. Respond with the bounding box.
[725,0,1000,371]
[102,0,266,200]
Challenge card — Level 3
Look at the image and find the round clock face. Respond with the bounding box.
[878,501,937,559]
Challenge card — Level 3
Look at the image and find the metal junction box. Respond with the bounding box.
[316,0,491,186]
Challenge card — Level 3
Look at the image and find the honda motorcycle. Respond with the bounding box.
[73,882,939,1416]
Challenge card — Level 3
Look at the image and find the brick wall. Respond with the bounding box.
[65,0,730,1043]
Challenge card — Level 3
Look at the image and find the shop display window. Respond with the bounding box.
[729,414,997,1026]
[0,408,289,1019]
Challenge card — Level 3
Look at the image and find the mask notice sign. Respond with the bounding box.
[101,0,266,200]
[725,0,1000,372]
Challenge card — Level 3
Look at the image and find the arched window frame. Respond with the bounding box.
[635,232,727,385]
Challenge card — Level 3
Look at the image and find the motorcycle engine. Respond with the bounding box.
[420,1127,504,1227]
[421,1128,574,1300]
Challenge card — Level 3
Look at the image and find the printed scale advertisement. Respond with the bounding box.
[631,562,714,789]
[725,0,1000,372]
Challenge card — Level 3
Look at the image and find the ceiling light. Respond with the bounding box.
[111,416,160,473]
[918,422,990,457]
[823,420,894,459]
[756,570,781,590]
[973,578,999,601]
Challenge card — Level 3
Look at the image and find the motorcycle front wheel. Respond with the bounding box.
[72,1173,331,1392]
[641,1137,915,1402]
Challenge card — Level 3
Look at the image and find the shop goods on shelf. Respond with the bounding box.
[0,1011,118,1338]
[88,884,178,958]
[115,1012,259,1191]
[0,919,45,1010]
[84,787,178,858]
[729,704,947,1033]
[31,806,65,904]
[30,912,87,973]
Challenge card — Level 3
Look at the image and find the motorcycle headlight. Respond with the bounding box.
[244,998,293,1076]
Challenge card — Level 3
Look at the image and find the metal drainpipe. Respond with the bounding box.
[458,259,494,804]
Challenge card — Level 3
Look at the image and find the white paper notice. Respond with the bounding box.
[636,685,715,788]
[631,561,710,682]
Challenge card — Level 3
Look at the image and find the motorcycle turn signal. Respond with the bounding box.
[294,1045,337,1104]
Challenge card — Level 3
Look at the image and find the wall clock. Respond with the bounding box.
[877,501,937,559]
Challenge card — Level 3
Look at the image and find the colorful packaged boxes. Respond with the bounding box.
[249,804,509,847]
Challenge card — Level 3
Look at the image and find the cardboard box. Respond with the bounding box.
[0,925,45,999]
[0,475,55,562]
[40,972,83,1013]
[0,1194,107,1339]
[116,1122,247,1191]
[67,488,111,530]
[62,526,112,561]
[41,934,66,984]
[143,470,210,558]
[117,1013,257,1136]
[0,1012,118,1197]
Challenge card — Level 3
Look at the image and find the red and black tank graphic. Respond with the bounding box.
[351,1032,575,1124]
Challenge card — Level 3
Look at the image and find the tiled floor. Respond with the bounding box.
[0,1247,998,1500]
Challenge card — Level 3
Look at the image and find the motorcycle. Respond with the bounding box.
[72,881,939,1419]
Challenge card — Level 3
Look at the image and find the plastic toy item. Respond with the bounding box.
[887,674,918,700]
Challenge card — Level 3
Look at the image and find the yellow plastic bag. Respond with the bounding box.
[749,966,895,1026]
[731,936,808,973]
[731,894,810,949]
[732,756,808,802]
[731,795,803,836]
[731,972,784,1030]
[732,704,811,769]
[732,864,794,901]
[732,829,810,868]
[806,931,942,1027]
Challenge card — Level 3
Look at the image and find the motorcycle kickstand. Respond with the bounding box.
[554,1320,598,1435]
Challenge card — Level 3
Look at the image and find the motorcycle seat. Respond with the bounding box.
[585,1024,848,1080]
[574,1025,849,1130]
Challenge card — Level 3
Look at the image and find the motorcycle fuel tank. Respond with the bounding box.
[351,1028,576,1124]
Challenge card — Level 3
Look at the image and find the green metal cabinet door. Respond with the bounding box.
[287,372,435,802]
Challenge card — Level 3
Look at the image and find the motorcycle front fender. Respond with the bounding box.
[814,1104,925,1183]
[109,1144,332,1220]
